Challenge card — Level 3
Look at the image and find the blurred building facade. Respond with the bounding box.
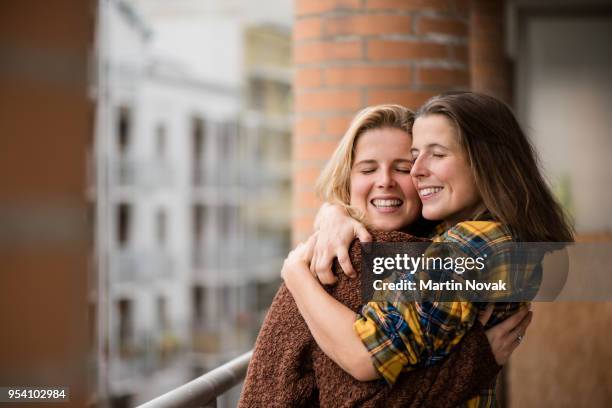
[94,0,291,406]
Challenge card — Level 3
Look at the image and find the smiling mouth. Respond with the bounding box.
[371,199,403,208]
[419,187,443,198]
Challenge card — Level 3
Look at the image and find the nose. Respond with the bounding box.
[411,155,428,179]
[377,167,396,188]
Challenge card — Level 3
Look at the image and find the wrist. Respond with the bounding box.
[317,203,348,228]
[281,260,313,287]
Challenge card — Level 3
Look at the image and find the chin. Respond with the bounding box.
[367,218,408,232]
[421,207,443,221]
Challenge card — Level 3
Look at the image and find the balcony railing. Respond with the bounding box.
[113,157,174,188]
[112,249,174,284]
[137,350,252,408]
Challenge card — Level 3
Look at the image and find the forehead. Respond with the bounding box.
[411,114,458,148]
[354,127,411,157]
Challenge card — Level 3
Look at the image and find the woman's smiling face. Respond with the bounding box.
[410,114,483,226]
[349,127,421,231]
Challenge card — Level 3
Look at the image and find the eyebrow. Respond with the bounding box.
[354,159,413,166]
[394,159,413,164]
[353,159,377,166]
[410,143,449,152]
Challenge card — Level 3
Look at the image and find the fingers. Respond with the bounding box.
[478,304,494,327]
[494,306,530,334]
[485,307,533,366]
[315,254,337,285]
[309,232,323,276]
[508,311,533,343]
[316,269,337,285]
[354,223,372,243]
[500,311,533,363]
[310,247,319,276]
[337,246,356,278]
[303,233,317,261]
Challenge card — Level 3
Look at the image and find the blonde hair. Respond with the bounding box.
[315,104,414,220]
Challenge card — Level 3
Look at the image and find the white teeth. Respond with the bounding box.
[419,187,443,197]
[372,199,402,207]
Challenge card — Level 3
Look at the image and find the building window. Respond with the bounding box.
[117,203,132,247]
[220,121,237,161]
[118,106,131,154]
[192,117,206,184]
[118,298,133,358]
[156,123,166,158]
[156,208,167,247]
[220,205,237,239]
[157,296,168,331]
[249,78,265,110]
[193,204,207,244]
[192,285,205,327]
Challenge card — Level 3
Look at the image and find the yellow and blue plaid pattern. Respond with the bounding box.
[355,221,535,407]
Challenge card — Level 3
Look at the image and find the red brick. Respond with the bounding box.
[451,44,469,63]
[367,89,437,109]
[295,67,323,88]
[292,215,317,244]
[296,0,361,16]
[451,0,470,17]
[295,89,362,113]
[294,41,362,64]
[366,0,450,12]
[294,140,340,161]
[294,190,323,209]
[367,39,448,60]
[295,117,322,136]
[471,64,507,77]
[417,67,470,87]
[294,167,324,187]
[417,16,468,37]
[324,66,412,86]
[324,15,413,36]
[294,18,322,40]
[324,115,354,135]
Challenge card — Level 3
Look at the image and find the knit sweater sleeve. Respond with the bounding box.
[314,231,502,407]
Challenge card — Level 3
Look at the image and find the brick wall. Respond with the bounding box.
[470,0,512,103]
[292,0,473,242]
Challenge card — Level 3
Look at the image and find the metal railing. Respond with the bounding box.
[137,350,253,408]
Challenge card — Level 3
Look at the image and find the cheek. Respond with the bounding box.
[447,161,479,201]
[433,161,455,184]
[401,177,419,200]
[349,175,371,207]
[400,178,421,209]
[434,158,468,190]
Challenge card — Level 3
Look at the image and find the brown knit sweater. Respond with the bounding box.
[239,231,501,408]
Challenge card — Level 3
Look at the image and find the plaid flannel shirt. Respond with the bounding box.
[354,220,537,408]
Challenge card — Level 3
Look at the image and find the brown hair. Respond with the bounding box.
[415,91,574,242]
[316,104,413,221]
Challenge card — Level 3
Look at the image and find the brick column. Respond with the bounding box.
[469,0,512,103]
[292,0,471,242]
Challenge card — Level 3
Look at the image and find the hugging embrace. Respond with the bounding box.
[239,92,573,407]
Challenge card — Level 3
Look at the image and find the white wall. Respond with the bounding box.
[518,16,612,232]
